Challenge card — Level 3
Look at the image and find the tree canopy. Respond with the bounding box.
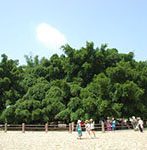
[0,42,147,124]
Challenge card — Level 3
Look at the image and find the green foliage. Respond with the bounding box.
[70,108,84,121]
[15,109,31,123]
[0,54,24,112]
[1,42,147,124]
[55,108,70,122]
[68,97,82,112]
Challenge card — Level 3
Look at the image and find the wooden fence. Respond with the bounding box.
[0,123,69,133]
[0,121,146,133]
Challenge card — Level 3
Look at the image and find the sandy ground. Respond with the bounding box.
[0,130,147,150]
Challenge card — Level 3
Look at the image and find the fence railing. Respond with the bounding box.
[0,121,146,133]
[0,123,69,133]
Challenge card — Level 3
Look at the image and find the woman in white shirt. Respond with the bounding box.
[137,117,144,132]
[85,120,91,138]
[90,119,96,137]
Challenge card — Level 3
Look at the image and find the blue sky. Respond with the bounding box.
[0,0,147,65]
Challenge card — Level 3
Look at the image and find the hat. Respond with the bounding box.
[132,116,135,119]
[85,120,89,123]
[90,118,93,122]
[77,120,81,123]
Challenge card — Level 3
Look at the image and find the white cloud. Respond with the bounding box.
[36,23,67,53]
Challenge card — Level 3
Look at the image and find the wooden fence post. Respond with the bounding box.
[45,123,48,133]
[4,123,7,133]
[72,122,75,132]
[69,123,72,133]
[101,121,105,133]
[22,123,25,133]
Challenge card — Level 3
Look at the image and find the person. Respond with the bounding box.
[130,116,138,131]
[106,117,112,131]
[76,120,82,139]
[85,120,91,138]
[90,119,96,138]
[111,117,116,131]
[137,117,144,132]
